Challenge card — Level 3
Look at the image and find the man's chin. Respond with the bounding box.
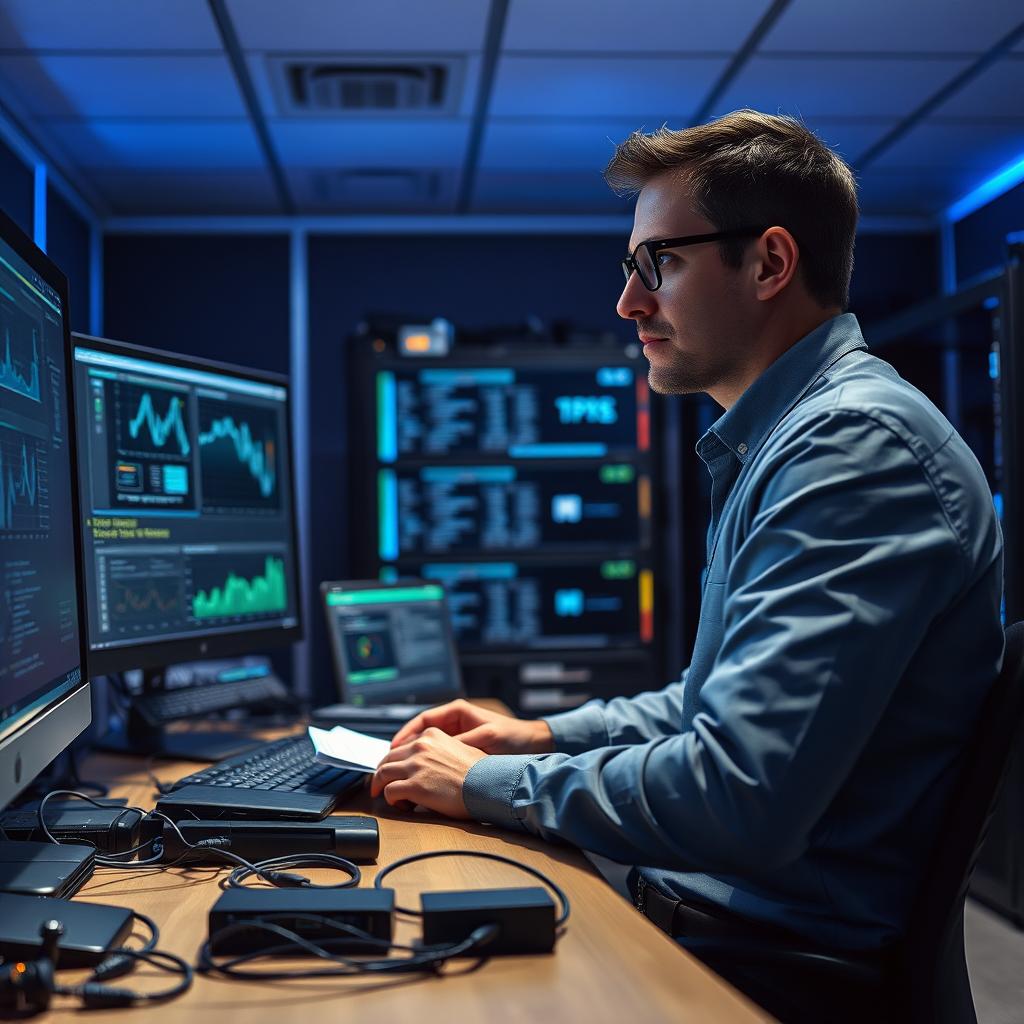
[647,365,703,396]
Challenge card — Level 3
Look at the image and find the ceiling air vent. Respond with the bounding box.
[271,57,464,115]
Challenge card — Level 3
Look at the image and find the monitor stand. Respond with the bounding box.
[96,666,269,762]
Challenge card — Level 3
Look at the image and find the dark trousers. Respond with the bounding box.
[627,870,896,1024]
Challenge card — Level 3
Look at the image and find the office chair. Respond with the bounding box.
[682,621,1024,1024]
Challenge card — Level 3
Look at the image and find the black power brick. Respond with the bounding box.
[420,887,556,955]
[207,888,394,955]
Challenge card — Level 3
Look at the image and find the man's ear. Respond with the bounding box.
[753,226,799,302]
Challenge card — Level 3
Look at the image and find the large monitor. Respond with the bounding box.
[70,335,301,678]
[348,331,664,715]
[0,205,90,814]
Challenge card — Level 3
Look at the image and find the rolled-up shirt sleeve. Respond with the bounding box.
[464,411,985,874]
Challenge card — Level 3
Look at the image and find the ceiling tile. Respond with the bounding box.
[0,0,220,50]
[471,170,633,214]
[227,0,488,52]
[479,121,639,171]
[713,55,969,120]
[490,56,726,118]
[503,0,769,52]
[929,55,1024,119]
[872,121,1024,171]
[46,120,264,169]
[269,120,471,169]
[287,166,459,213]
[763,0,1024,53]
[0,55,245,118]
[92,169,279,215]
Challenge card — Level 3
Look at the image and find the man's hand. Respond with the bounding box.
[370,727,487,818]
[390,698,555,755]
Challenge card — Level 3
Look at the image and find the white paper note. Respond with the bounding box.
[308,724,392,774]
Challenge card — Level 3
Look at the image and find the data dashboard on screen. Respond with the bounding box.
[0,226,82,735]
[348,339,662,690]
[72,340,299,659]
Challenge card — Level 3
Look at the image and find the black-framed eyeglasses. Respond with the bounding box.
[621,227,767,292]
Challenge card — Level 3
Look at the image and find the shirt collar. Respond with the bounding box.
[699,312,868,464]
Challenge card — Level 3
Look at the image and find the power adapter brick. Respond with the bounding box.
[207,887,394,954]
[420,887,556,955]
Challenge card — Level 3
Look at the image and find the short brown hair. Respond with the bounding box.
[605,110,859,309]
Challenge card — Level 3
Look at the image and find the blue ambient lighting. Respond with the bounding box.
[945,152,1024,223]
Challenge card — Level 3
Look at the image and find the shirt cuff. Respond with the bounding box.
[463,754,535,829]
[542,702,610,755]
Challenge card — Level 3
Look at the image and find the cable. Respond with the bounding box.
[54,948,193,1007]
[225,852,360,889]
[198,915,499,980]
[373,849,571,925]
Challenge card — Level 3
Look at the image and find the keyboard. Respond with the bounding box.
[157,734,365,821]
[132,674,291,727]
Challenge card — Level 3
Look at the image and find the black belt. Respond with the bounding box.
[627,868,859,950]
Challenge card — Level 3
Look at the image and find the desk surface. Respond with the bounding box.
[50,723,770,1023]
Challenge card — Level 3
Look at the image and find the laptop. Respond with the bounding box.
[312,579,464,736]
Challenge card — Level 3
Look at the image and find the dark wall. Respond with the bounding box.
[954,181,1024,284]
[102,233,292,680]
[46,183,90,332]
[848,232,940,326]
[0,136,32,239]
[102,234,290,372]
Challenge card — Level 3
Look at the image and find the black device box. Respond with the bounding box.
[207,887,394,955]
[420,887,556,955]
[0,806,143,855]
[0,841,95,898]
[159,815,379,863]
[0,893,133,967]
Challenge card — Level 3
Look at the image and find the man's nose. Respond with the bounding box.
[616,270,656,321]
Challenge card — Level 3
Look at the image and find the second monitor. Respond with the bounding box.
[71,333,302,754]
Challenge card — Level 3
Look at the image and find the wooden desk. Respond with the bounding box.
[47,735,771,1023]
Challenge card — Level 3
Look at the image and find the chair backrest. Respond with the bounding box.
[900,620,1024,1021]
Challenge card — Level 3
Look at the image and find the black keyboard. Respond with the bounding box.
[133,675,291,727]
[158,734,364,821]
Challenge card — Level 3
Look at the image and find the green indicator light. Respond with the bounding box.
[600,464,635,484]
[327,585,445,606]
[601,560,636,580]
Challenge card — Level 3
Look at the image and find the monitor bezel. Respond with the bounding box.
[70,331,303,676]
[0,203,91,806]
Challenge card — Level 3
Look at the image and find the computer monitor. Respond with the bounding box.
[70,333,301,752]
[0,205,90,814]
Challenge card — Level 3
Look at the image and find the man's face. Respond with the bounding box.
[616,171,756,399]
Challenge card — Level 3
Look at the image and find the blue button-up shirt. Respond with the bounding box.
[463,312,1003,950]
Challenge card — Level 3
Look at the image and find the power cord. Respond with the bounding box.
[374,849,572,925]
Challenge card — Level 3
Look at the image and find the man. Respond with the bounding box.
[370,111,1003,1019]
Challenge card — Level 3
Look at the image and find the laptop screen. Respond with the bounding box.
[322,582,462,706]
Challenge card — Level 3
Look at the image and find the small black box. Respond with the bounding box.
[0,893,133,967]
[1,805,143,855]
[420,887,556,955]
[208,887,394,955]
